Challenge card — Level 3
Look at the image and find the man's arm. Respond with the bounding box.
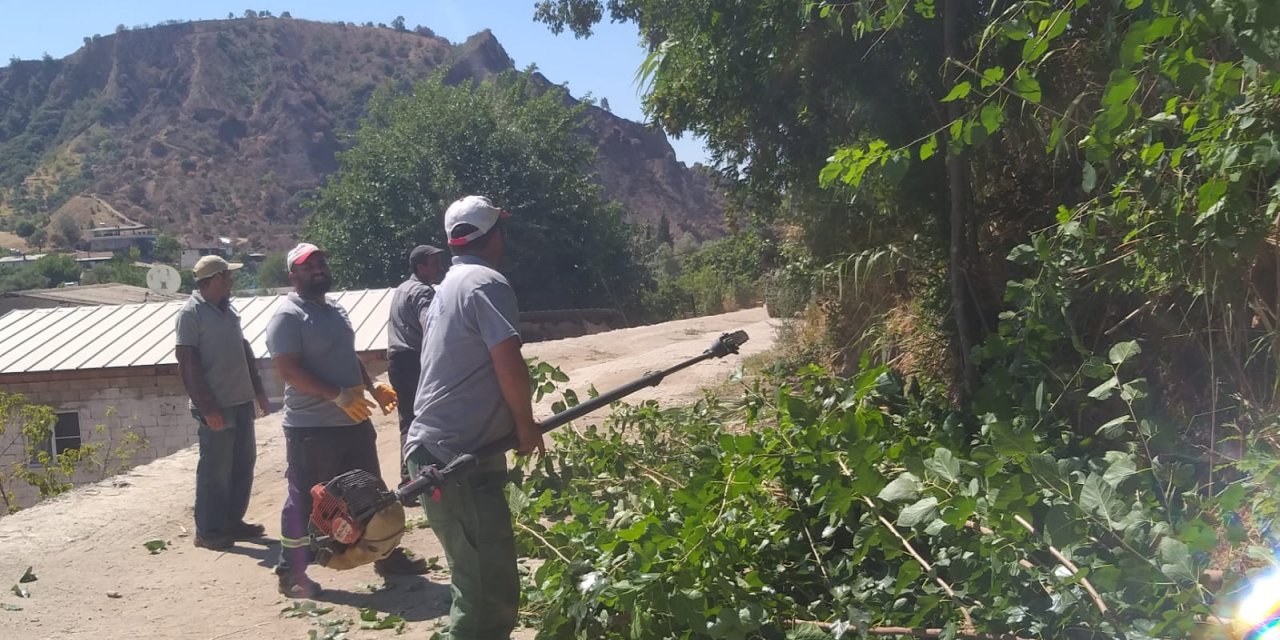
[243,340,272,415]
[358,359,374,390]
[490,335,544,456]
[175,345,225,430]
[273,353,342,401]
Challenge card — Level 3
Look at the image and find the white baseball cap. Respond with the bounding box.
[445,195,509,246]
[286,242,324,269]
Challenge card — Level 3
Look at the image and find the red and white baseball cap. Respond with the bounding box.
[287,242,324,268]
[445,195,510,246]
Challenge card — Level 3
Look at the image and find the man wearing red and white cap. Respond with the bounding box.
[264,242,418,598]
[405,195,543,639]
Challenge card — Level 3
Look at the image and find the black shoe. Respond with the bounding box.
[194,534,234,551]
[374,548,430,576]
[277,572,322,598]
[230,521,266,540]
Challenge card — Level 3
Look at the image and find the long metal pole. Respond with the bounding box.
[396,330,748,501]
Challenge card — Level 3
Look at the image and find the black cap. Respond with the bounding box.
[409,244,444,267]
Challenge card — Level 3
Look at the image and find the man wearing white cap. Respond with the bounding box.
[175,255,272,551]
[405,195,544,639]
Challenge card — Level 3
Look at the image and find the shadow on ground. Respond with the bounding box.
[316,575,451,622]
[217,538,278,569]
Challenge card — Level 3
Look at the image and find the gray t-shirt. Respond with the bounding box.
[174,291,255,410]
[265,293,365,429]
[406,255,520,462]
[387,277,436,355]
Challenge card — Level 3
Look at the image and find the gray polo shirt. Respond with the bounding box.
[387,277,436,355]
[265,293,365,429]
[406,255,520,461]
[174,291,255,410]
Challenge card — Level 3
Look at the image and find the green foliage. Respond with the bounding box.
[256,251,288,289]
[0,393,148,514]
[513,364,1248,639]
[80,251,145,288]
[152,233,181,264]
[30,253,80,284]
[0,392,55,513]
[306,72,645,311]
[638,230,774,323]
[0,253,86,294]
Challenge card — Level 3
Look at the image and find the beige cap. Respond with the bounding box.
[192,255,243,281]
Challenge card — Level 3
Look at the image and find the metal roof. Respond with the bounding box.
[4,283,185,306]
[0,289,394,375]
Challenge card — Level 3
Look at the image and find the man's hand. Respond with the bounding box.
[332,387,376,422]
[514,420,545,457]
[204,410,227,431]
[370,383,398,415]
[256,394,273,417]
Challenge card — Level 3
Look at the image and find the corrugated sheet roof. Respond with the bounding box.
[6,283,185,305]
[0,289,393,375]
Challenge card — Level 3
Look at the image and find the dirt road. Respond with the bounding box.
[0,308,772,640]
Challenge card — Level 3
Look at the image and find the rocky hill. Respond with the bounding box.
[0,17,725,249]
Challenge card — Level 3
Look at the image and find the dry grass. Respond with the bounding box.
[0,231,29,251]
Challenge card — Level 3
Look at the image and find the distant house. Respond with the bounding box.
[179,247,229,270]
[0,284,185,317]
[0,253,46,266]
[0,251,120,270]
[87,224,156,253]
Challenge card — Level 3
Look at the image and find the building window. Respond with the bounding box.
[30,412,82,464]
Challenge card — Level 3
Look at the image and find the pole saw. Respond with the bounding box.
[306,329,750,570]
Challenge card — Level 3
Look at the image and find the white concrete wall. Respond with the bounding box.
[0,369,192,511]
[0,357,387,513]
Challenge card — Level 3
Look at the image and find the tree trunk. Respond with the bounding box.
[943,0,979,403]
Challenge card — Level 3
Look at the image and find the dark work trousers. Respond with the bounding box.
[386,349,421,486]
[276,421,381,576]
[192,402,257,538]
[407,448,518,640]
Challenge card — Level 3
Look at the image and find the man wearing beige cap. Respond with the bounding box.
[175,255,272,551]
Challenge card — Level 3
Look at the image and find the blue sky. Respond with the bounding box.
[0,0,710,165]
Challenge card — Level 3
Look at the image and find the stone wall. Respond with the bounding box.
[0,355,387,511]
[519,308,625,343]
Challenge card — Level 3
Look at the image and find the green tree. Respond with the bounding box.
[31,254,80,285]
[0,392,55,513]
[80,250,145,287]
[256,251,288,289]
[391,15,406,31]
[307,72,644,311]
[0,265,50,294]
[153,233,181,264]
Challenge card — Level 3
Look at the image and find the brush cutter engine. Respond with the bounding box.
[308,469,406,570]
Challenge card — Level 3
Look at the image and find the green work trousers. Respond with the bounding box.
[408,448,519,640]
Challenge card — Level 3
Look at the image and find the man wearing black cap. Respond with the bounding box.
[387,244,446,487]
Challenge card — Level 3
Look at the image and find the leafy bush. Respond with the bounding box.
[512,362,1261,639]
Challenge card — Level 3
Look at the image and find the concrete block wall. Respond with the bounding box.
[0,353,387,512]
[0,367,193,510]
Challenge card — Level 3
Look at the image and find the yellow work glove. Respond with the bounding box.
[370,383,398,415]
[332,386,376,423]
